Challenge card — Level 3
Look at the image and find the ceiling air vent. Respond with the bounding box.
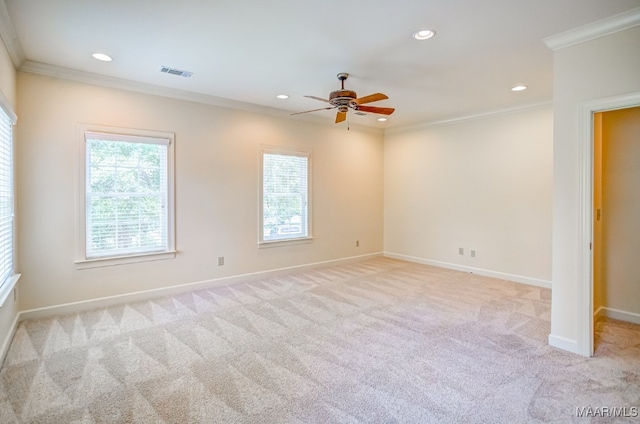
[160,66,193,78]
[354,111,367,116]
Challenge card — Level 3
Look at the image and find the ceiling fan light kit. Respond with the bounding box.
[291,72,395,124]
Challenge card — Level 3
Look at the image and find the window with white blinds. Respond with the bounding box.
[84,131,174,260]
[261,149,311,243]
[0,107,14,290]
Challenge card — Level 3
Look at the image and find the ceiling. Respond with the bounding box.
[2,0,640,129]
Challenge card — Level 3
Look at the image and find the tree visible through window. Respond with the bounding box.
[262,150,310,242]
[85,132,171,259]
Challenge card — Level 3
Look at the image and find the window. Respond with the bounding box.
[0,97,18,306]
[260,148,311,245]
[78,127,175,267]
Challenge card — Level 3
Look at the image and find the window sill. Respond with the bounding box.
[75,250,177,269]
[0,274,20,308]
[258,237,314,249]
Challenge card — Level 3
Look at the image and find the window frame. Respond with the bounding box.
[0,92,19,308]
[76,124,176,268]
[259,146,313,248]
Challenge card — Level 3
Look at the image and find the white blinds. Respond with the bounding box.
[262,151,309,241]
[85,132,169,258]
[0,107,13,288]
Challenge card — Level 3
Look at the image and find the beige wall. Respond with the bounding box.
[384,107,553,284]
[550,26,640,351]
[15,72,384,310]
[0,36,18,358]
[600,106,640,315]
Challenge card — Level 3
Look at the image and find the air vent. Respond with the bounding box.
[160,66,193,78]
[354,111,367,116]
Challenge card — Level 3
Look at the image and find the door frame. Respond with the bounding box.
[577,91,640,356]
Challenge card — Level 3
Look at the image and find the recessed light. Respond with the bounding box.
[92,53,112,62]
[276,94,289,99]
[511,85,528,92]
[413,29,436,40]
[377,117,388,122]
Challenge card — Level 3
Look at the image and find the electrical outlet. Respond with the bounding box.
[218,256,224,266]
[471,250,476,258]
[356,240,360,247]
[458,247,464,255]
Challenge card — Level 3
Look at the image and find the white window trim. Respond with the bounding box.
[258,146,313,248]
[0,91,19,308]
[75,124,176,268]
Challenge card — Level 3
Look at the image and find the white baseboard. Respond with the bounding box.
[548,334,585,356]
[19,252,383,321]
[0,312,20,367]
[384,252,552,289]
[594,306,640,325]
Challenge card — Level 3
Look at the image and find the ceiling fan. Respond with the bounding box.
[291,73,395,123]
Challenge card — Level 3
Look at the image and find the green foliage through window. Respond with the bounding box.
[262,151,309,241]
[85,135,168,258]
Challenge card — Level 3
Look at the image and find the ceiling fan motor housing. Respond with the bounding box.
[329,89,357,107]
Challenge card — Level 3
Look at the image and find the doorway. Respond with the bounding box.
[575,92,640,357]
[591,105,640,353]
[593,107,640,329]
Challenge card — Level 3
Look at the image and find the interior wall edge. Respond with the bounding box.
[548,334,583,356]
[17,63,385,136]
[383,252,552,289]
[0,311,20,367]
[383,101,553,136]
[595,306,640,325]
[17,252,383,322]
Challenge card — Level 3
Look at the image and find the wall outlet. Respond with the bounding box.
[458,247,464,255]
[218,256,224,266]
[471,250,476,258]
[356,240,360,247]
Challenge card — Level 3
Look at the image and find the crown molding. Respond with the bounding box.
[0,0,25,67]
[19,60,383,136]
[543,7,640,51]
[384,101,552,136]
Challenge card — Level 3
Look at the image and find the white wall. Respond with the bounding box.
[0,35,19,360]
[384,107,553,285]
[15,72,384,310]
[550,26,640,352]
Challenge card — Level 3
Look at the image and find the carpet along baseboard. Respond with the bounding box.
[383,252,552,289]
[18,252,383,322]
[594,306,640,325]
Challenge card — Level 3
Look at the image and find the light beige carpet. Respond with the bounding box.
[0,258,638,423]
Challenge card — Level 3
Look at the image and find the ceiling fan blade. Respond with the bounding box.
[335,111,347,123]
[291,106,335,116]
[356,105,395,115]
[354,93,388,105]
[304,95,331,103]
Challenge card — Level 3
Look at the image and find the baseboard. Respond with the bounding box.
[594,306,606,323]
[594,306,640,325]
[0,312,20,367]
[548,334,585,356]
[19,252,383,321]
[383,252,552,289]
